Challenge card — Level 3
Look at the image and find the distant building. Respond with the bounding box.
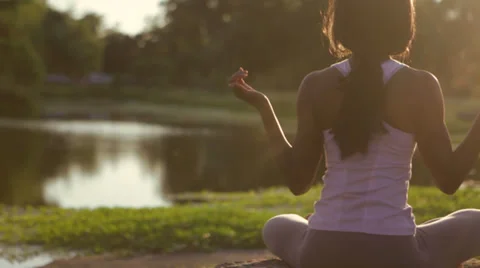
[45,74,72,84]
[45,72,114,85]
[81,72,113,85]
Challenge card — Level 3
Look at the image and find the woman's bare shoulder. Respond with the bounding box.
[401,65,439,82]
[299,66,345,94]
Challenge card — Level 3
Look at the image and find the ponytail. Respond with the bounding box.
[322,0,416,159]
[331,56,388,159]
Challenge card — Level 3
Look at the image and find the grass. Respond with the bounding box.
[1,185,480,260]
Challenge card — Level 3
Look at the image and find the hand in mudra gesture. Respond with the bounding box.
[228,68,268,108]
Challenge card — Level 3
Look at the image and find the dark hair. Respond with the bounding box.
[322,0,416,159]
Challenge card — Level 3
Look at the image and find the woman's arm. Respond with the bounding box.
[229,69,324,195]
[414,71,480,195]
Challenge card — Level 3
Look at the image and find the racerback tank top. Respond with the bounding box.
[308,59,418,236]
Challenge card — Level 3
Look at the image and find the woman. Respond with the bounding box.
[228,0,480,268]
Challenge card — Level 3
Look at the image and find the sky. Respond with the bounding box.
[48,0,162,35]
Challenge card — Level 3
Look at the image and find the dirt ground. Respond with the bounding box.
[39,251,480,268]
[39,250,279,268]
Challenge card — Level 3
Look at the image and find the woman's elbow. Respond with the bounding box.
[435,176,461,195]
[283,165,317,196]
[286,178,312,196]
[439,186,457,196]
[288,187,308,196]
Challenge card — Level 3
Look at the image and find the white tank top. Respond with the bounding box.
[308,59,418,236]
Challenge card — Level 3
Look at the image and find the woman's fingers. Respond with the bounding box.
[229,68,249,83]
[229,81,249,91]
[229,79,255,93]
[228,68,257,100]
[230,69,246,78]
[229,73,248,84]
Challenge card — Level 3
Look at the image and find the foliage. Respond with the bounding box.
[0,0,479,94]
[0,0,47,86]
[41,9,104,79]
[0,87,39,118]
[0,1,104,85]
[138,0,480,91]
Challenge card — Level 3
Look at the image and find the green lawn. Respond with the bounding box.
[1,185,479,259]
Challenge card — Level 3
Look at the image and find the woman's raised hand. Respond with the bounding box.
[228,67,268,108]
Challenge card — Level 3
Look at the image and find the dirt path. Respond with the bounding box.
[39,251,480,268]
[39,250,277,268]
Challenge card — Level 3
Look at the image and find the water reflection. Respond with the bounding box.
[156,130,285,193]
[0,120,288,208]
[0,119,479,208]
[0,120,177,208]
[43,138,169,208]
[0,126,51,206]
[0,255,53,268]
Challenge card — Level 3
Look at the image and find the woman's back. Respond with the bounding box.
[309,59,418,236]
[229,0,480,266]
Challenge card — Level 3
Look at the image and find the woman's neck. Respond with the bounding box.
[349,54,392,66]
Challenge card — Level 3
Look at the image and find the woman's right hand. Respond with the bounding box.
[228,67,268,109]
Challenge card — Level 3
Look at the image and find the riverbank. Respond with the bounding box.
[2,185,480,266]
[38,94,479,141]
[2,86,479,140]
[41,101,291,132]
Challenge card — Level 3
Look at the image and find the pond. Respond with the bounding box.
[0,119,283,208]
[0,119,478,209]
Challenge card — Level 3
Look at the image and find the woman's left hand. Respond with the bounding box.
[228,68,268,108]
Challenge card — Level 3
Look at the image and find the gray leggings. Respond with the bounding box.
[262,209,480,268]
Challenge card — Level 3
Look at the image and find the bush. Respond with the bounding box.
[0,87,39,118]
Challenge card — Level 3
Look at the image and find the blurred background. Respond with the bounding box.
[0,0,479,209]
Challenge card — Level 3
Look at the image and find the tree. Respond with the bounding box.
[69,13,105,78]
[42,9,104,79]
[0,0,47,86]
[103,31,138,76]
